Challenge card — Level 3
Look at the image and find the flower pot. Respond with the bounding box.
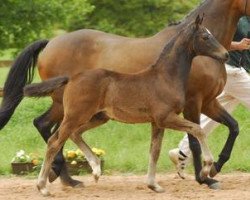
[66,160,104,175]
[11,162,35,175]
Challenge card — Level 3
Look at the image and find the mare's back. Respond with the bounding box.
[38,25,180,78]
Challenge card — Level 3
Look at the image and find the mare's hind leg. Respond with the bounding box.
[202,99,239,177]
[147,123,165,193]
[156,113,214,182]
[34,103,83,187]
[70,112,109,181]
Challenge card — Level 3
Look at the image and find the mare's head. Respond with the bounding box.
[186,15,229,62]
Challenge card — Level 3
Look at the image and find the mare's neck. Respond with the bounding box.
[155,0,240,50]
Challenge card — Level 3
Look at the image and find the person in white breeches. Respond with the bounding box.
[169,16,250,179]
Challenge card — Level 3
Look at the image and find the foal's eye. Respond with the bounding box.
[202,34,209,40]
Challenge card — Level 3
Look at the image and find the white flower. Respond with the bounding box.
[71,160,77,165]
[12,150,32,163]
[16,150,25,157]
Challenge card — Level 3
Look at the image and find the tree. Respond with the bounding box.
[0,0,200,51]
[0,0,94,50]
[69,0,200,37]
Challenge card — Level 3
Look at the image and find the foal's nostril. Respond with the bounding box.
[225,52,229,59]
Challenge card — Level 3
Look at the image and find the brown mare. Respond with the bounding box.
[24,16,228,196]
[0,0,249,189]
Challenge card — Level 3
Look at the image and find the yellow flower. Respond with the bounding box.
[75,149,84,157]
[92,148,105,156]
[32,159,39,166]
[67,150,76,158]
[99,149,105,156]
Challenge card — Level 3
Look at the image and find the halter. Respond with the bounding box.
[245,0,248,16]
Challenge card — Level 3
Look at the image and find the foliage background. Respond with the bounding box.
[1,0,199,51]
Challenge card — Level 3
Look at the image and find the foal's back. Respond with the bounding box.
[65,68,165,123]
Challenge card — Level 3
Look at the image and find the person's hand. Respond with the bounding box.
[232,38,250,50]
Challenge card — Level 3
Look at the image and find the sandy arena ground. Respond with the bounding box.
[1,173,250,200]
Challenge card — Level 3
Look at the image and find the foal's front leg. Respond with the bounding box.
[156,113,214,180]
[147,123,165,193]
[70,112,109,181]
[70,133,102,182]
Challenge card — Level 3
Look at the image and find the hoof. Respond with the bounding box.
[93,174,100,183]
[40,188,51,197]
[200,177,219,189]
[91,163,102,183]
[72,181,85,188]
[209,163,219,178]
[148,184,165,193]
[208,181,220,190]
[199,171,208,182]
[37,185,51,197]
[49,169,59,183]
[61,178,84,188]
[178,172,185,179]
[59,163,84,188]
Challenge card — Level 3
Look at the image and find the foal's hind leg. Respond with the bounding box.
[33,103,83,187]
[37,102,99,196]
[37,120,84,196]
[147,123,165,193]
[202,99,239,177]
[70,112,109,181]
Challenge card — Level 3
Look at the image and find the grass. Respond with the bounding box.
[0,67,250,175]
[0,49,15,60]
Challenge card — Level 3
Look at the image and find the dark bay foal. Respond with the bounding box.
[24,16,228,196]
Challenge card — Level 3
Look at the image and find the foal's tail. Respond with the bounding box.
[0,40,49,130]
[24,76,69,97]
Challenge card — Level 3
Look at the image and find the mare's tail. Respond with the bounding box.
[0,40,49,129]
[24,76,69,97]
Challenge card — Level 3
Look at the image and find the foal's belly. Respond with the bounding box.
[104,107,152,124]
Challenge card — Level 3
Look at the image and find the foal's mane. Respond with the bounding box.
[152,22,195,68]
[168,0,206,26]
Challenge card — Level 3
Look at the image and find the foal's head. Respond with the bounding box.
[186,15,229,62]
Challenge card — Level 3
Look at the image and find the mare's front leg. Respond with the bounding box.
[147,123,165,193]
[70,112,109,182]
[183,101,219,189]
[156,112,214,182]
[202,99,239,177]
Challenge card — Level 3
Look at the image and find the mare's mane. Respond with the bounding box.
[168,0,206,26]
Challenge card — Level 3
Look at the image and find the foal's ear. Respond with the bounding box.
[200,13,205,24]
[195,14,204,28]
